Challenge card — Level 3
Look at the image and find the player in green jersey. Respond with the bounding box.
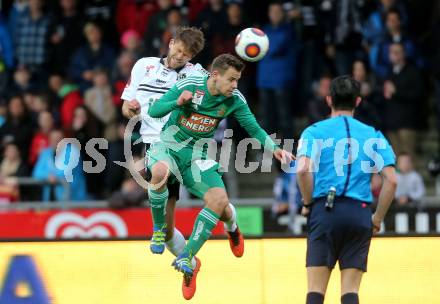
[147,53,294,282]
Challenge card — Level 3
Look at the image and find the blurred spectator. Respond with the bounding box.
[352,60,382,129]
[369,9,418,79]
[85,68,124,195]
[14,0,52,82]
[72,105,102,147]
[0,17,14,70]
[108,177,147,208]
[187,0,209,24]
[120,29,144,60]
[71,105,104,197]
[160,8,186,56]
[272,161,301,233]
[84,68,118,141]
[194,0,228,65]
[352,60,375,97]
[112,50,136,107]
[116,0,158,37]
[383,43,423,160]
[47,72,63,112]
[273,166,296,217]
[0,142,29,203]
[307,74,331,123]
[83,0,118,47]
[28,92,50,124]
[8,0,29,42]
[196,0,227,35]
[9,65,36,97]
[0,18,13,97]
[285,0,327,109]
[68,22,116,92]
[0,101,6,127]
[49,0,85,74]
[22,90,36,115]
[58,77,83,130]
[322,0,365,75]
[395,153,425,206]
[32,129,88,201]
[143,0,176,56]
[432,2,440,157]
[0,95,33,157]
[108,153,145,207]
[104,122,127,194]
[256,2,296,139]
[28,110,53,165]
[1,142,29,179]
[211,2,247,57]
[362,0,408,47]
[195,0,226,36]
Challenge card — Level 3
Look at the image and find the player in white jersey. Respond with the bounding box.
[121,27,239,300]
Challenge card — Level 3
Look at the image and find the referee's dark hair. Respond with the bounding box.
[329,75,361,111]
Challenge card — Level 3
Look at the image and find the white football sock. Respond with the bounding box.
[166,228,196,268]
[224,203,238,232]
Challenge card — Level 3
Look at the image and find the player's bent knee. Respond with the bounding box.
[208,196,228,212]
[306,292,324,304]
[341,293,359,304]
[205,189,229,213]
[150,162,169,188]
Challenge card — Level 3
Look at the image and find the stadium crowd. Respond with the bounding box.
[0,0,438,203]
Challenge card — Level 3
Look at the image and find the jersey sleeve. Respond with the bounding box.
[192,63,210,77]
[121,58,147,101]
[148,83,183,118]
[296,127,314,159]
[375,130,396,168]
[232,94,279,152]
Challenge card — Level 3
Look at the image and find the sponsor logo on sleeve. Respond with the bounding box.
[193,89,205,106]
[145,65,155,76]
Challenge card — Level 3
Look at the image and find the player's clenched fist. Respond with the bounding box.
[177,90,193,106]
[122,99,141,118]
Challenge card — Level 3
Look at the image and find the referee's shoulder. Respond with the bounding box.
[303,117,332,133]
[350,117,380,135]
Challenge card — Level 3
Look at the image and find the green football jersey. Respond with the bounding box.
[148,75,278,151]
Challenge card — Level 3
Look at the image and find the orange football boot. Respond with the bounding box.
[182,256,201,300]
[227,227,244,257]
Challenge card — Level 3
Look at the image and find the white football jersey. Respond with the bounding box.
[121,57,208,143]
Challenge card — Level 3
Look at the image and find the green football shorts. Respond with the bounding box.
[146,142,225,198]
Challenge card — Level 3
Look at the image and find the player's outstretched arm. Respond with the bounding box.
[148,88,191,118]
[273,148,295,164]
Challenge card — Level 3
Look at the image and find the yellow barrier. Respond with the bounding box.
[0,238,439,304]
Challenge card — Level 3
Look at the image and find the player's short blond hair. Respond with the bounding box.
[174,26,205,56]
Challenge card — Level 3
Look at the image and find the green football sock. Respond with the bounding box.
[184,207,220,258]
[148,188,169,228]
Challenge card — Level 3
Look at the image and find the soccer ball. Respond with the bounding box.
[235,28,269,62]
